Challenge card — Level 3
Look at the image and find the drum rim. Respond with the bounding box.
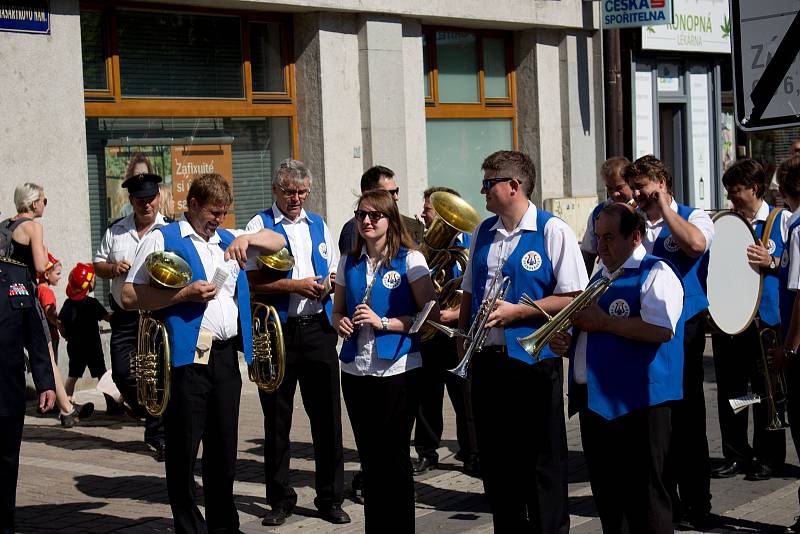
[706,210,763,336]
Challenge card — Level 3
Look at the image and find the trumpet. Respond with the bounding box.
[516,270,622,360]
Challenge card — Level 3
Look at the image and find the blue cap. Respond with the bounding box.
[122,173,163,198]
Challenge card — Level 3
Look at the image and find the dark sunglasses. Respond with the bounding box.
[385,187,400,196]
[481,177,517,191]
[354,209,386,223]
[39,198,48,206]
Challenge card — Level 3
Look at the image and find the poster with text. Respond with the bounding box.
[171,144,235,228]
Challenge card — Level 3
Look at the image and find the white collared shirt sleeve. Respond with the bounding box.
[460,225,481,293]
[640,261,684,332]
[544,218,589,293]
[94,226,114,263]
[335,255,348,287]
[244,214,266,272]
[780,209,792,244]
[788,225,800,291]
[687,208,715,253]
[126,231,165,285]
[406,250,430,283]
[580,209,597,254]
[323,221,339,274]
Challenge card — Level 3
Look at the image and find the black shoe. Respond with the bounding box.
[147,440,166,462]
[412,456,438,475]
[683,511,715,531]
[454,450,465,462]
[711,460,748,478]
[351,471,365,505]
[60,408,77,428]
[261,507,291,526]
[105,395,126,416]
[318,504,351,524]
[75,402,95,420]
[463,457,481,478]
[745,461,773,481]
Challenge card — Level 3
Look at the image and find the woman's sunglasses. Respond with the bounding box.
[354,210,385,223]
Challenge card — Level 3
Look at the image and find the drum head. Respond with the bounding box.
[707,211,762,335]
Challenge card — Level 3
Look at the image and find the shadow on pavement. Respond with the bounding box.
[22,424,156,458]
[14,502,166,533]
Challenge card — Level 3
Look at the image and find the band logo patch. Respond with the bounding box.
[382,271,401,289]
[318,242,329,260]
[663,236,680,252]
[521,251,542,272]
[608,299,630,317]
[767,239,776,255]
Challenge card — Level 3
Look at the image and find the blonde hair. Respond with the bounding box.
[14,182,44,213]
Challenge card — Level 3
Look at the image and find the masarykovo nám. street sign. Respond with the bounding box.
[603,0,674,29]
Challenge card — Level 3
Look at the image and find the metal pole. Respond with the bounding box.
[603,28,624,158]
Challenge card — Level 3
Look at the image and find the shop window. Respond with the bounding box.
[436,32,480,103]
[250,22,285,94]
[80,10,108,92]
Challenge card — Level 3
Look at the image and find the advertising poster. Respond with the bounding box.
[171,144,235,228]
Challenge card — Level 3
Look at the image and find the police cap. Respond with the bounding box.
[122,173,163,199]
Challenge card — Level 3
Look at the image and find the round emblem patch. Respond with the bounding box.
[663,236,681,253]
[382,270,401,289]
[318,242,329,259]
[782,250,790,268]
[767,239,776,255]
[608,299,630,317]
[520,251,542,272]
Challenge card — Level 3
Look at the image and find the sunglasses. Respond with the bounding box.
[482,177,517,191]
[354,209,386,223]
[385,187,400,196]
[38,197,48,206]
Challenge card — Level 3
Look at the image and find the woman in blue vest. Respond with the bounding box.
[711,159,790,482]
[332,189,438,532]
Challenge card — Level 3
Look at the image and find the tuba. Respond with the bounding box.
[418,192,481,340]
[132,251,192,417]
[248,247,291,393]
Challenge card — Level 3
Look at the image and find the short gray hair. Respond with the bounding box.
[274,159,312,187]
[14,182,44,213]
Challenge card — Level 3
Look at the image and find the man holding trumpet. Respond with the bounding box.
[551,202,684,534]
[122,173,285,534]
[458,150,587,533]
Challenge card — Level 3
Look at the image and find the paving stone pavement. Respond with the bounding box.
[13,338,800,533]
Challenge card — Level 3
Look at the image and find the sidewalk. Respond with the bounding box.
[14,342,800,533]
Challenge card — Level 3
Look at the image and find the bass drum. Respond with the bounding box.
[706,211,763,335]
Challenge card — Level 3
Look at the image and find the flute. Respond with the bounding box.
[344,259,383,340]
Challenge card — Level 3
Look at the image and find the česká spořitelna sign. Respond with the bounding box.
[603,0,674,29]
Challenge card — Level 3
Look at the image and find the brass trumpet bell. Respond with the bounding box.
[145,251,192,289]
[257,247,295,272]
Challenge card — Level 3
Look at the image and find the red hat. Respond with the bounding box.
[37,253,60,284]
[66,263,96,300]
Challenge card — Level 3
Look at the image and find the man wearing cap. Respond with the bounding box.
[94,172,171,460]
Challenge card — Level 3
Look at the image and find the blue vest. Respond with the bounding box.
[470,210,558,364]
[779,217,800,336]
[339,248,420,363]
[157,223,254,367]
[450,231,472,279]
[585,201,606,252]
[754,205,784,327]
[651,204,709,320]
[257,209,333,324]
[576,256,685,420]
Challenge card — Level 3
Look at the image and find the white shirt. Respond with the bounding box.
[335,248,429,377]
[785,206,800,291]
[642,198,714,254]
[461,201,589,346]
[244,205,339,317]
[94,212,169,308]
[573,244,684,384]
[126,215,258,341]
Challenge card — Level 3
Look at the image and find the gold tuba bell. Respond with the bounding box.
[418,192,481,341]
[249,247,292,393]
[132,251,192,417]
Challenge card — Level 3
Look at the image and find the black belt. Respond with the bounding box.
[285,313,324,326]
[212,337,235,349]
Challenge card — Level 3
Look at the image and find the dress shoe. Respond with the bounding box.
[318,504,351,524]
[463,457,481,478]
[261,507,291,526]
[711,460,747,478]
[351,471,365,504]
[412,456,438,475]
[681,511,715,531]
[745,461,773,481]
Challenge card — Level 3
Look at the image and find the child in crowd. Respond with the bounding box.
[37,253,62,354]
[58,263,112,404]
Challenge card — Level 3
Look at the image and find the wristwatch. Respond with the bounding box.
[381,317,389,331]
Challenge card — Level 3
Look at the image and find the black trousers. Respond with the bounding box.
[165,339,241,534]
[415,332,477,462]
[0,415,23,534]
[784,361,800,506]
[342,368,421,533]
[109,299,164,444]
[712,322,786,468]
[665,314,711,518]
[580,403,673,534]
[471,348,569,534]
[258,314,344,511]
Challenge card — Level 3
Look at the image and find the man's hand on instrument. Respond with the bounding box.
[335,315,354,338]
[746,243,772,268]
[439,308,460,325]
[485,300,526,328]
[352,303,381,330]
[549,331,572,357]
[181,280,218,303]
[113,259,131,277]
[225,236,251,268]
[294,276,324,299]
[571,303,609,333]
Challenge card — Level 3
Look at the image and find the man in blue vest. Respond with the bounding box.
[458,150,588,533]
[245,159,350,527]
[552,202,684,534]
[624,155,715,529]
[412,186,478,477]
[580,156,632,274]
[712,159,789,482]
[122,173,285,534]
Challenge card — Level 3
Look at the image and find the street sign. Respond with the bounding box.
[731,0,800,131]
[602,0,673,29]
